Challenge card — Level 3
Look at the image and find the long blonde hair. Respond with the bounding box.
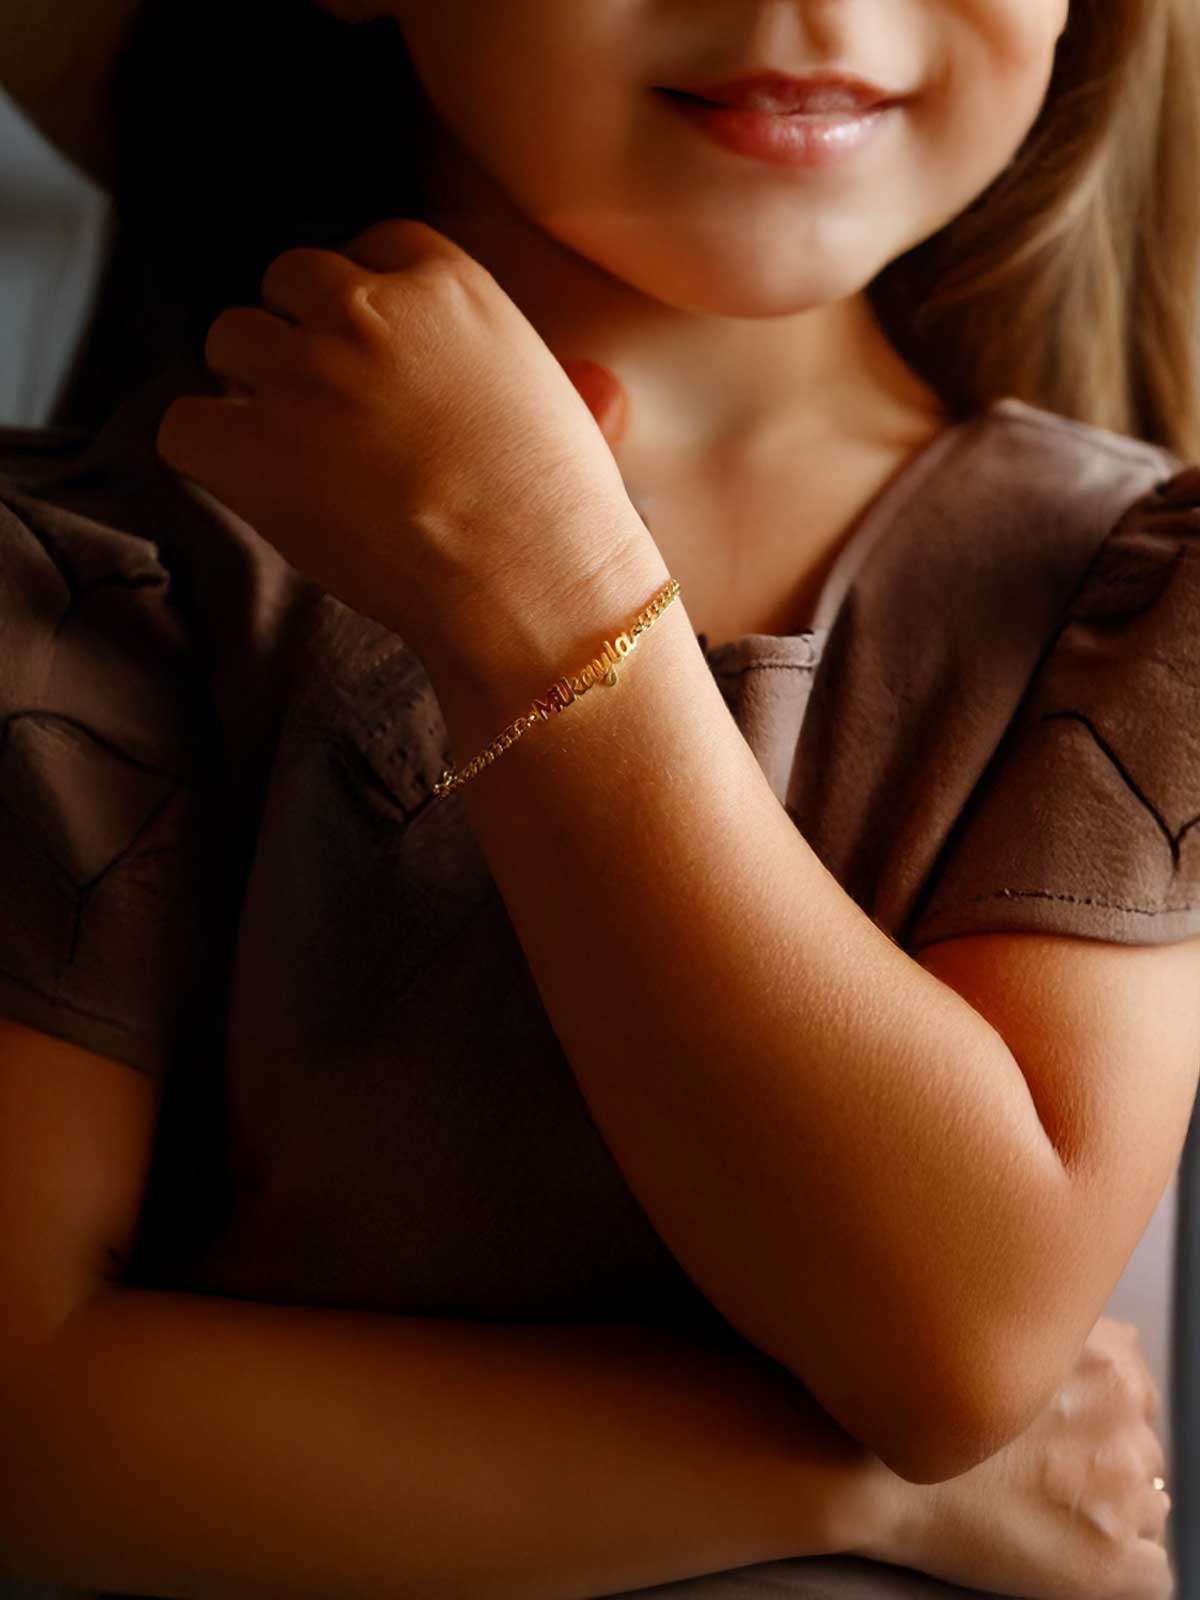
[870,0,1200,459]
[73,0,1200,460]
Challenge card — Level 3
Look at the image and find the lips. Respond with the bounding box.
[661,70,897,115]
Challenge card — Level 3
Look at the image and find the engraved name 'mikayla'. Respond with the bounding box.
[528,628,636,722]
[433,577,681,797]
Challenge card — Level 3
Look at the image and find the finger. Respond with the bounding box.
[259,245,366,327]
[1145,1375,1164,1421]
[1136,1480,1173,1541]
[337,215,473,276]
[205,305,301,392]
[1129,1539,1176,1600]
[155,392,260,498]
[558,357,631,448]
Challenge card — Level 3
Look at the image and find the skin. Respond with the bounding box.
[319,0,1071,638]
[0,6,1177,1593]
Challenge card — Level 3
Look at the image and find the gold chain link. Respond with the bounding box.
[433,576,682,800]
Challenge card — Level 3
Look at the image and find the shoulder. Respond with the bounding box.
[0,396,210,771]
[986,401,1200,643]
[0,443,200,1079]
[942,397,1199,626]
[0,369,305,1079]
[0,419,206,932]
[981,396,1185,480]
[0,365,262,894]
[962,397,1191,552]
[0,358,325,735]
[903,410,1200,953]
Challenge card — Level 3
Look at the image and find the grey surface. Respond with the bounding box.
[0,92,112,427]
[1104,1170,1177,1477]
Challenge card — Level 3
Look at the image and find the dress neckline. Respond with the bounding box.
[694,399,1004,670]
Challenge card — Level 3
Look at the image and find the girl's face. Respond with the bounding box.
[371,0,1071,318]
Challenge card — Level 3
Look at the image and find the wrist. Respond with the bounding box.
[420,508,665,686]
[738,1366,932,1565]
[416,514,672,777]
[841,1458,936,1567]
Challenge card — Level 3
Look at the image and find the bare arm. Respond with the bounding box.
[0,954,895,1599]
[0,1287,892,1600]
[418,529,1069,1484]
[0,0,143,187]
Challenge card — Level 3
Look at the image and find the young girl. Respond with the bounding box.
[0,1,1196,1597]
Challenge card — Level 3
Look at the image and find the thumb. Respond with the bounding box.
[558,357,631,450]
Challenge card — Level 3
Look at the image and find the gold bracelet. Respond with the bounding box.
[433,576,682,800]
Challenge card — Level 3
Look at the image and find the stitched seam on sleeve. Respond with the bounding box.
[0,958,164,1036]
[711,660,819,680]
[918,887,1200,917]
[738,660,819,674]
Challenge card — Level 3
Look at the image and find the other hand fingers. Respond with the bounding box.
[1137,1479,1173,1543]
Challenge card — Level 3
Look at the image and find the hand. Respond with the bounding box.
[857,1316,1174,1599]
[154,218,648,662]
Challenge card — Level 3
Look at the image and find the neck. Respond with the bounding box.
[418,124,947,474]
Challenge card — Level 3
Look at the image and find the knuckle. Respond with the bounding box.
[1114,1545,1168,1600]
[342,279,393,339]
[1118,1358,1142,1396]
[1112,1438,1148,1482]
[340,278,412,347]
[204,305,254,368]
[1088,1438,1143,1499]
[424,252,490,305]
[348,215,435,257]
[155,394,211,470]
[156,393,191,446]
[1084,1322,1118,1363]
[1088,1341,1126,1388]
[1082,1546,1128,1600]
[1125,1362,1154,1409]
[260,244,322,299]
[1093,1317,1140,1360]
[1103,1346,1147,1403]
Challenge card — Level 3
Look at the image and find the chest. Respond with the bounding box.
[621,430,943,650]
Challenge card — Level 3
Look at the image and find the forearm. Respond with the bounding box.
[0,1284,891,1599]
[422,526,1072,1481]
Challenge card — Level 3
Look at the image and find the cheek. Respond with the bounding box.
[947,0,1069,91]
[908,0,1066,210]
[399,9,620,210]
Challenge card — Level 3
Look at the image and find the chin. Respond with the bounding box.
[546,211,885,317]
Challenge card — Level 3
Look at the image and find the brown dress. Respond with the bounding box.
[1,354,1196,1599]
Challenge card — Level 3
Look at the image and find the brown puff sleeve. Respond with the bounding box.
[906,465,1200,952]
[0,480,203,1077]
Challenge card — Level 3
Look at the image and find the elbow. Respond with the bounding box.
[868,1401,1015,1486]
[838,1329,1043,1488]
[870,1401,998,1484]
[767,1286,1063,1488]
